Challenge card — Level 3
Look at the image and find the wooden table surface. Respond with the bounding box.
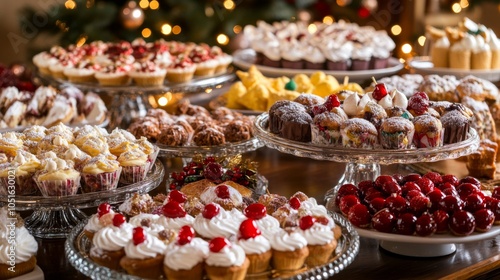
[33,147,500,280]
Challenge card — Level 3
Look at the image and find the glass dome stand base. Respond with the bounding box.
[25,208,88,239]
[379,241,456,257]
[325,162,380,211]
[108,94,149,130]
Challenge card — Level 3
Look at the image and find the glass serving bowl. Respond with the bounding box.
[0,160,165,239]
[65,211,359,280]
[253,113,480,210]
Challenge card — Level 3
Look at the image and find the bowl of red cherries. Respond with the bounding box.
[335,172,500,256]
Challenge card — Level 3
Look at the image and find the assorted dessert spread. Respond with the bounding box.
[0,123,158,196]
[32,39,233,86]
[243,20,396,71]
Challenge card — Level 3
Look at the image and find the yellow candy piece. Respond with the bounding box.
[266,90,301,111]
[310,71,326,85]
[224,81,247,109]
[336,83,365,94]
[294,74,311,87]
[269,76,291,92]
[325,75,340,89]
[238,83,270,112]
[313,81,338,98]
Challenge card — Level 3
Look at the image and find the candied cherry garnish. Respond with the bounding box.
[385,194,408,214]
[456,183,481,200]
[177,225,195,245]
[215,184,230,199]
[133,227,147,245]
[202,203,220,219]
[205,162,224,182]
[416,177,435,195]
[162,201,187,218]
[209,237,229,253]
[464,193,485,213]
[441,174,460,187]
[299,215,316,230]
[450,210,475,236]
[348,204,371,228]
[324,94,341,110]
[402,173,421,184]
[409,195,430,215]
[112,213,126,227]
[402,182,421,196]
[423,172,443,185]
[433,210,449,233]
[339,195,360,216]
[459,176,481,187]
[335,184,359,206]
[289,197,302,210]
[239,219,261,239]
[374,175,398,190]
[368,197,386,214]
[372,80,388,101]
[408,92,429,115]
[371,208,395,233]
[98,203,111,218]
[415,212,437,237]
[474,209,495,232]
[244,203,267,220]
[169,190,187,203]
[395,213,417,235]
[492,186,500,200]
[439,195,464,213]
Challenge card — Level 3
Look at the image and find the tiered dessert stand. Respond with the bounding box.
[253,113,485,257]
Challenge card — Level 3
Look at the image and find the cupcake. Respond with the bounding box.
[311,111,345,146]
[488,28,500,69]
[412,114,443,148]
[81,155,122,193]
[350,44,372,71]
[269,228,309,271]
[280,40,305,69]
[369,31,395,69]
[166,53,196,83]
[321,38,353,71]
[128,213,166,237]
[189,44,218,76]
[261,44,281,68]
[0,132,23,157]
[242,203,281,240]
[129,61,167,86]
[63,60,99,83]
[117,147,149,184]
[471,35,492,70]
[120,227,167,279]
[426,26,449,68]
[164,225,209,280]
[61,144,92,172]
[95,63,132,86]
[205,237,250,280]
[193,203,242,240]
[135,136,159,172]
[90,213,133,270]
[237,219,272,274]
[448,32,475,70]
[158,201,195,231]
[0,150,40,196]
[211,46,233,74]
[35,157,81,196]
[379,117,415,149]
[83,202,115,240]
[340,118,378,149]
[440,110,471,144]
[297,216,337,267]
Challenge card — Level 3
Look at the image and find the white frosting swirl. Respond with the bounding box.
[351,45,373,60]
[298,223,334,246]
[434,36,450,48]
[488,28,500,51]
[129,214,165,236]
[206,243,246,267]
[0,227,38,264]
[237,234,271,255]
[84,211,115,233]
[269,229,308,252]
[92,223,133,251]
[158,215,194,231]
[124,234,167,260]
[193,207,240,239]
[164,238,209,270]
[253,215,280,240]
[451,34,476,51]
[200,185,243,206]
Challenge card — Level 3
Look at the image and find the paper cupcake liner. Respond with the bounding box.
[311,126,341,146]
[131,75,165,86]
[35,176,81,197]
[380,131,414,149]
[82,167,122,193]
[413,131,443,148]
[120,165,148,185]
[146,147,159,173]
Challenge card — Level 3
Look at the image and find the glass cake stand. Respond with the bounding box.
[38,70,236,129]
[253,113,480,211]
[157,137,264,158]
[0,160,164,239]
[65,211,359,280]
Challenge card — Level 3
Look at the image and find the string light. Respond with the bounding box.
[205,88,212,93]
[139,0,149,9]
[323,16,334,25]
[65,0,76,9]
[161,24,172,35]
[460,0,469,8]
[391,25,402,36]
[223,0,235,10]
[217,34,229,45]
[402,43,412,54]
[452,3,462,13]
[308,24,318,34]
[150,0,159,10]
[76,34,88,47]
[233,25,242,34]
[172,25,181,35]
[418,36,426,46]
[205,6,214,17]
[158,96,168,106]
[336,0,351,7]
[142,28,152,38]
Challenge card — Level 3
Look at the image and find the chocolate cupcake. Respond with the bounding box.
[440,110,471,144]
[224,120,252,142]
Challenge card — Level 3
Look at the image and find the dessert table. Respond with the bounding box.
[32,147,500,280]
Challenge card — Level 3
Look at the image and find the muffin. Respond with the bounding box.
[117,147,149,184]
[269,228,309,271]
[158,201,195,231]
[205,237,250,280]
[120,227,167,279]
[35,157,81,196]
[189,44,218,76]
[164,225,209,280]
[166,54,196,83]
[298,216,337,267]
[0,132,23,157]
[192,127,226,146]
[0,150,40,196]
[81,155,122,193]
[412,114,443,148]
[157,124,190,146]
[129,61,167,86]
[440,110,471,144]
[340,118,378,149]
[237,219,273,274]
[379,117,415,149]
[311,111,345,146]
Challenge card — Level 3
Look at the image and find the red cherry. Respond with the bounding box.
[395,213,417,235]
[442,187,460,198]
[374,175,398,190]
[381,181,402,196]
[385,194,408,214]
[415,213,437,237]
[409,196,430,215]
[449,210,475,236]
[112,213,126,227]
[413,91,430,101]
[299,215,317,230]
[392,174,404,186]
[132,227,147,245]
[97,203,111,218]
[432,210,450,234]
[203,156,216,164]
[441,174,460,187]
[474,209,495,232]
[209,237,229,252]
[423,172,443,185]
[371,208,395,233]
[324,94,341,110]
[239,219,261,239]
[339,195,361,216]
[177,225,195,245]
[162,201,187,218]
[204,162,224,181]
[492,186,500,200]
[438,195,464,214]
[415,177,435,195]
[215,184,230,199]
[456,183,481,200]
[335,184,359,206]
[402,173,422,184]
[488,199,500,223]
[408,92,429,115]
[368,197,386,214]
[312,105,328,116]
[202,203,220,219]
[427,189,445,212]
[357,180,374,194]
[464,193,485,213]
[405,189,425,201]
[363,189,384,205]
[401,182,421,196]
[347,204,371,228]
[315,216,331,226]
[244,203,267,220]
[372,83,388,101]
[289,197,302,210]
[458,176,481,187]
[169,190,187,203]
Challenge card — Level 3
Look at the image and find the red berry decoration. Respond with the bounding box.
[335,183,359,206]
[415,213,437,237]
[169,190,187,203]
[456,183,481,200]
[409,196,430,215]
[402,182,421,196]
[427,189,445,212]
[439,195,464,214]
[132,227,147,245]
[348,204,371,228]
[209,237,229,253]
[368,197,386,214]
[215,184,230,199]
[423,172,443,185]
[312,105,328,116]
[432,210,450,234]
[464,193,486,213]
[385,194,408,214]
[408,92,429,115]
[177,225,195,245]
[357,180,374,194]
[441,174,460,187]
[395,213,417,235]
[371,209,395,233]
[372,82,388,101]
[492,186,500,200]
[474,209,495,232]
[363,189,384,205]
[324,94,341,110]
[299,215,317,230]
[289,197,302,210]
[162,201,187,218]
[416,177,435,195]
[402,173,422,184]
[112,213,126,227]
[239,219,261,239]
[449,210,476,236]
[374,175,398,190]
[339,195,361,216]
[202,203,220,219]
[244,203,267,220]
[405,189,425,201]
[458,176,481,187]
[381,181,402,196]
[204,162,224,182]
[97,203,111,218]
